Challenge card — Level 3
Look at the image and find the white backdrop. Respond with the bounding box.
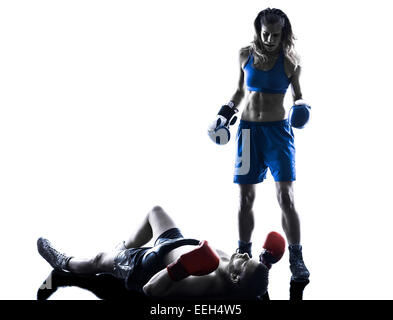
[1,0,393,300]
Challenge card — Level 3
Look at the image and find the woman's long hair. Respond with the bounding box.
[245,8,300,67]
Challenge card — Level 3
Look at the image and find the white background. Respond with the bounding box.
[1,0,392,300]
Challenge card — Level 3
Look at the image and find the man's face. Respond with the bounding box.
[228,252,261,279]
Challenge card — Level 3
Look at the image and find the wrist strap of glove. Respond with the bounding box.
[217,104,238,126]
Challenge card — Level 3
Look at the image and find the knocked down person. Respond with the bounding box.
[37,206,285,300]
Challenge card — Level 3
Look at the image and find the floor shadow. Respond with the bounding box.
[37,269,146,301]
[37,269,309,301]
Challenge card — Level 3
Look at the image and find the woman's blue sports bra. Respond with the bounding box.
[243,51,291,94]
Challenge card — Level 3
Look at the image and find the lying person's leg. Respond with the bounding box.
[124,205,178,248]
[67,251,117,274]
[37,237,117,274]
[37,205,178,275]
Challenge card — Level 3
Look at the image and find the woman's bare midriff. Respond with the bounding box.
[241,91,286,122]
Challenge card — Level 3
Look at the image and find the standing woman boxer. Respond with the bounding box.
[210,8,310,282]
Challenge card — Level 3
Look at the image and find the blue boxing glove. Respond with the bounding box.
[288,100,311,129]
[208,102,239,145]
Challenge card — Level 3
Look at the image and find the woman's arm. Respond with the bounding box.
[229,49,248,108]
[290,64,303,103]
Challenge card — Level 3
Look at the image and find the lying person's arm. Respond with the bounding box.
[143,240,221,298]
[143,268,219,298]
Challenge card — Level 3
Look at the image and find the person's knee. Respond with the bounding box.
[277,187,295,212]
[239,189,255,212]
[150,205,166,218]
[92,252,108,271]
[148,205,176,238]
[151,205,164,213]
[149,205,167,221]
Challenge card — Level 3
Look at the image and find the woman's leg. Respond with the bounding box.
[275,181,300,245]
[237,184,256,256]
[275,181,309,281]
[238,184,256,243]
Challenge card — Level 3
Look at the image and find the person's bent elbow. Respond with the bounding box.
[143,283,152,296]
[143,277,169,297]
[143,282,163,297]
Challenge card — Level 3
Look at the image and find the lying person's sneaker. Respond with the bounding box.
[37,237,72,271]
[289,244,310,282]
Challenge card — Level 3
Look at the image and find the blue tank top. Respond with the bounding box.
[243,51,291,94]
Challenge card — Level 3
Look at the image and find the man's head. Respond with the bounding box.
[226,252,269,299]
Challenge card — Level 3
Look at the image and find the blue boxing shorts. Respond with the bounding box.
[234,119,296,184]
